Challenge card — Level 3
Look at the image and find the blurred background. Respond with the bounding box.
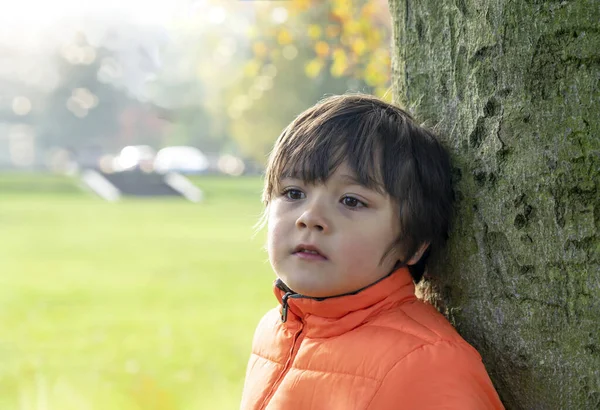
[0,0,391,408]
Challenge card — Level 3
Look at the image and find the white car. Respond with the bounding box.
[116,145,156,171]
[154,146,209,174]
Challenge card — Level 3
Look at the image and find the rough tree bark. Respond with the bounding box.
[388,1,599,408]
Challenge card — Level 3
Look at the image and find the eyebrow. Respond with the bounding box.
[280,171,301,180]
[339,174,363,185]
[280,173,362,184]
[340,174,386,193]
[279,171,385,193]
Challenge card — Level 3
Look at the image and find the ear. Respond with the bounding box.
[406,242,431,265]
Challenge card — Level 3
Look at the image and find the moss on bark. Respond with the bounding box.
[389,0,600,408]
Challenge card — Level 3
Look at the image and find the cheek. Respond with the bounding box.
[338,222,398,264]
[339,234,382,263]
[266,209,287,259]
[266,220,278,255]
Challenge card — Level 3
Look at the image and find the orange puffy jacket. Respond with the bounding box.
[241,267,504,409]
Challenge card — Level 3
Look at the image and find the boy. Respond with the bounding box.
[241,94,504,409]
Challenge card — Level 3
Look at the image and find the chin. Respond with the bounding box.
[295,288,331,298]
[287,281,343,298]
[276,266,347,297]
[278,277,325,297]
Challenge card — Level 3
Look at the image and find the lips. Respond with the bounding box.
[293,244,328,260]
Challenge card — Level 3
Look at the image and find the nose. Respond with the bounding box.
[295,197,330,233]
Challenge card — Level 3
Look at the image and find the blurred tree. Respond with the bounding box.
[228,44,361,164]
[148,16,244,153]
[147,0,393,163]
[43,34,107,145]
[249,0,392,98]
[220,0,392,163]
[38,31,168,162]
[39,33,130,153]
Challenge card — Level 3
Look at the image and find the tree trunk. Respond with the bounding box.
[388,1,599,408]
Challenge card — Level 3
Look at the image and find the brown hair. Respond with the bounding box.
[263,94,454,282]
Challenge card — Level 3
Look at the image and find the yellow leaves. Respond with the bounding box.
[330,48,348,77]
[330,60,348,77]
[375,49,391,67]
[364,57,390,87]
[291,0,312,12]
[326,25,341,38]
[332,48,347,62]
[252,42,268,58]
[308,25,322,39]
[247,0,391,89]
[365,70,384,87]
[351,38,367,56]
[366,29,382,49]
[375,87,392,101]
[315,41,330,57]
[305,59,324,78]
[331,0,353,22]
[243,60,261,78]
[344,20,362,36]
[277,29,293,45]
[363,48,391,87]
[361,2,376,17]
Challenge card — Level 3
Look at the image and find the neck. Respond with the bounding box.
[276,263,408,322]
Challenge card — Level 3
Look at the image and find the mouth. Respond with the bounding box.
[293,244,328,260]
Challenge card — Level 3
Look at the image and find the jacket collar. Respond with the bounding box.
[273,267,416,338]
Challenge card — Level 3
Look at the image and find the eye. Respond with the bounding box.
[341,196,366,209]
[282,188,305,201]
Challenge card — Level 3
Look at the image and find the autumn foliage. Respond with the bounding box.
[246,0,392,99]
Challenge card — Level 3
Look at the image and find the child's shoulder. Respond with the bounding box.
[247,307,283,363]
[363,298,480,355]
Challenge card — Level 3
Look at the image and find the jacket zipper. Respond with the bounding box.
[259,293,304,409]
[281,291,293,322]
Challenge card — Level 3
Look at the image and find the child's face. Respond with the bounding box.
[267,161,401,298]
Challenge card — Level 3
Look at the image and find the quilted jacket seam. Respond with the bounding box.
[286,366,380,381]
[250,352,286,366]
[364,340,464,409]
[362,323,442,345]
[251,353,382,382]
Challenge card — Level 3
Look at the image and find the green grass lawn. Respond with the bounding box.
[0,173,274,409]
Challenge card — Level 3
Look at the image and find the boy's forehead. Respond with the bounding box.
[279,161,385,192]
[280,161,354,180]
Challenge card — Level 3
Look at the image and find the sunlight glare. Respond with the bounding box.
[0,0,184,28]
